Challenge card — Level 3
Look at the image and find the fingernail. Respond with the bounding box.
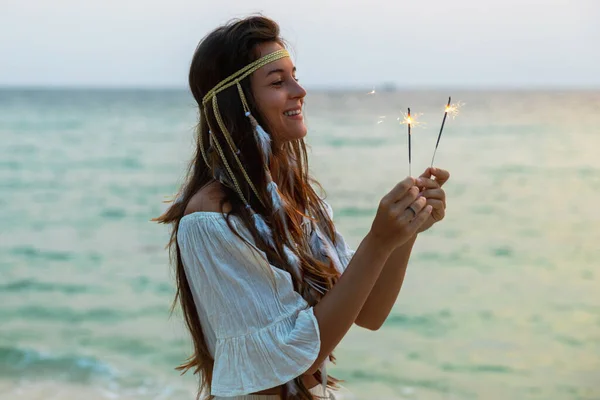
[426,205,433,212]
[417,178,424,185]
[431,167,437,174]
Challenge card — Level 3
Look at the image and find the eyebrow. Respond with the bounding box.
[265,66,296,77]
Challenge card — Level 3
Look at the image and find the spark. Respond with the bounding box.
[444,101,464,119]
[398,111,423,129]
[430,97,464,167]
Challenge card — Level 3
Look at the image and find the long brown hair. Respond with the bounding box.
[153,15,343,400]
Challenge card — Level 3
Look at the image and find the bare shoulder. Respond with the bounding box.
[184,181,232,216]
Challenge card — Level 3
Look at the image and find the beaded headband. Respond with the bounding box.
[200,49,290,205]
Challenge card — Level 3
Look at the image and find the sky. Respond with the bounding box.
[0,0,598,89]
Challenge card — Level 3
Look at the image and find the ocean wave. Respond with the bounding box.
[0,279,90,294]
[0,346,117,384]
[8,246,74,262]
[384,310,455,337]
[0,306,127,324]
[0,346,196,399]
[0,379,196,400]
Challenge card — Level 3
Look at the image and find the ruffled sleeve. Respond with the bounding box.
[177,214,321,397]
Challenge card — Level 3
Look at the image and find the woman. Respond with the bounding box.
[155,15,450,400]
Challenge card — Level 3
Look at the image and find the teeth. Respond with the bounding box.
[284,109,301,116]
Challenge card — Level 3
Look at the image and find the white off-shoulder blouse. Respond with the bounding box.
[176,205,355,397]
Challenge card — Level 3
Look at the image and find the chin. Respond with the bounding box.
[292,129,307,141]
[281,126,307,142]
[297,126,308,138]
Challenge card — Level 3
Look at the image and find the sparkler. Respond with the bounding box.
[408,108,412,176]
[430,97,463,168]
[399,108,420,176]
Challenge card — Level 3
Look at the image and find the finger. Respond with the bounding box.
[425,199,446,220]
[409,204,433,230]
[421,188,446,203]
[416,177,440,190]
[419,167,433,179]
[385,177,416,203]
[398,196,427,221]
[430,167,450,187]
[391,185,420,211]
[425,198,445,210]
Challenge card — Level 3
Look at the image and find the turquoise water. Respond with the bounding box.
[1,88,599,399]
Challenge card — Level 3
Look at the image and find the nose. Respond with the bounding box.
[290,79,307,100]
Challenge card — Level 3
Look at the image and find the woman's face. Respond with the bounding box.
[250,42,307,145]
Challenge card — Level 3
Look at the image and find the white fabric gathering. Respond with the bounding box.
[176,202,355,397]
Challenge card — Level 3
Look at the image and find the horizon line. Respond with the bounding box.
[1,83,599,92]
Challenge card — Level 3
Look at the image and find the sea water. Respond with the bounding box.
[1,88,599,399]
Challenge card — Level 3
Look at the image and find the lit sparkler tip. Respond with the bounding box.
[444,100,464,119]
[399,109,422,128]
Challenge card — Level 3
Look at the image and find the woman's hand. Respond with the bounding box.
[369,177,433,252]
[415,167,450,234]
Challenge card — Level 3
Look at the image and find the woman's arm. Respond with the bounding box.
[354,234,417,331]
[304,233,393,374]
[352,167,450,331]
[304,177,431,375]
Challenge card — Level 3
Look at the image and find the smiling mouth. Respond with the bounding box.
[283,109,302,116]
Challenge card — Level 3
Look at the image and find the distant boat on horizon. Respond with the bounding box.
[380,82,397,92]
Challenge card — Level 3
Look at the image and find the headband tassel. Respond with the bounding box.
[284,380,299,397]
[305,278,328,295]
[247,112,272,164]
[266,177,303,284]
[310,223,344,274]
[250,209,276,249]
[283,245,302,282]
[267,180,284,211]
[321,360,328,396]
[249,205,302,284]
